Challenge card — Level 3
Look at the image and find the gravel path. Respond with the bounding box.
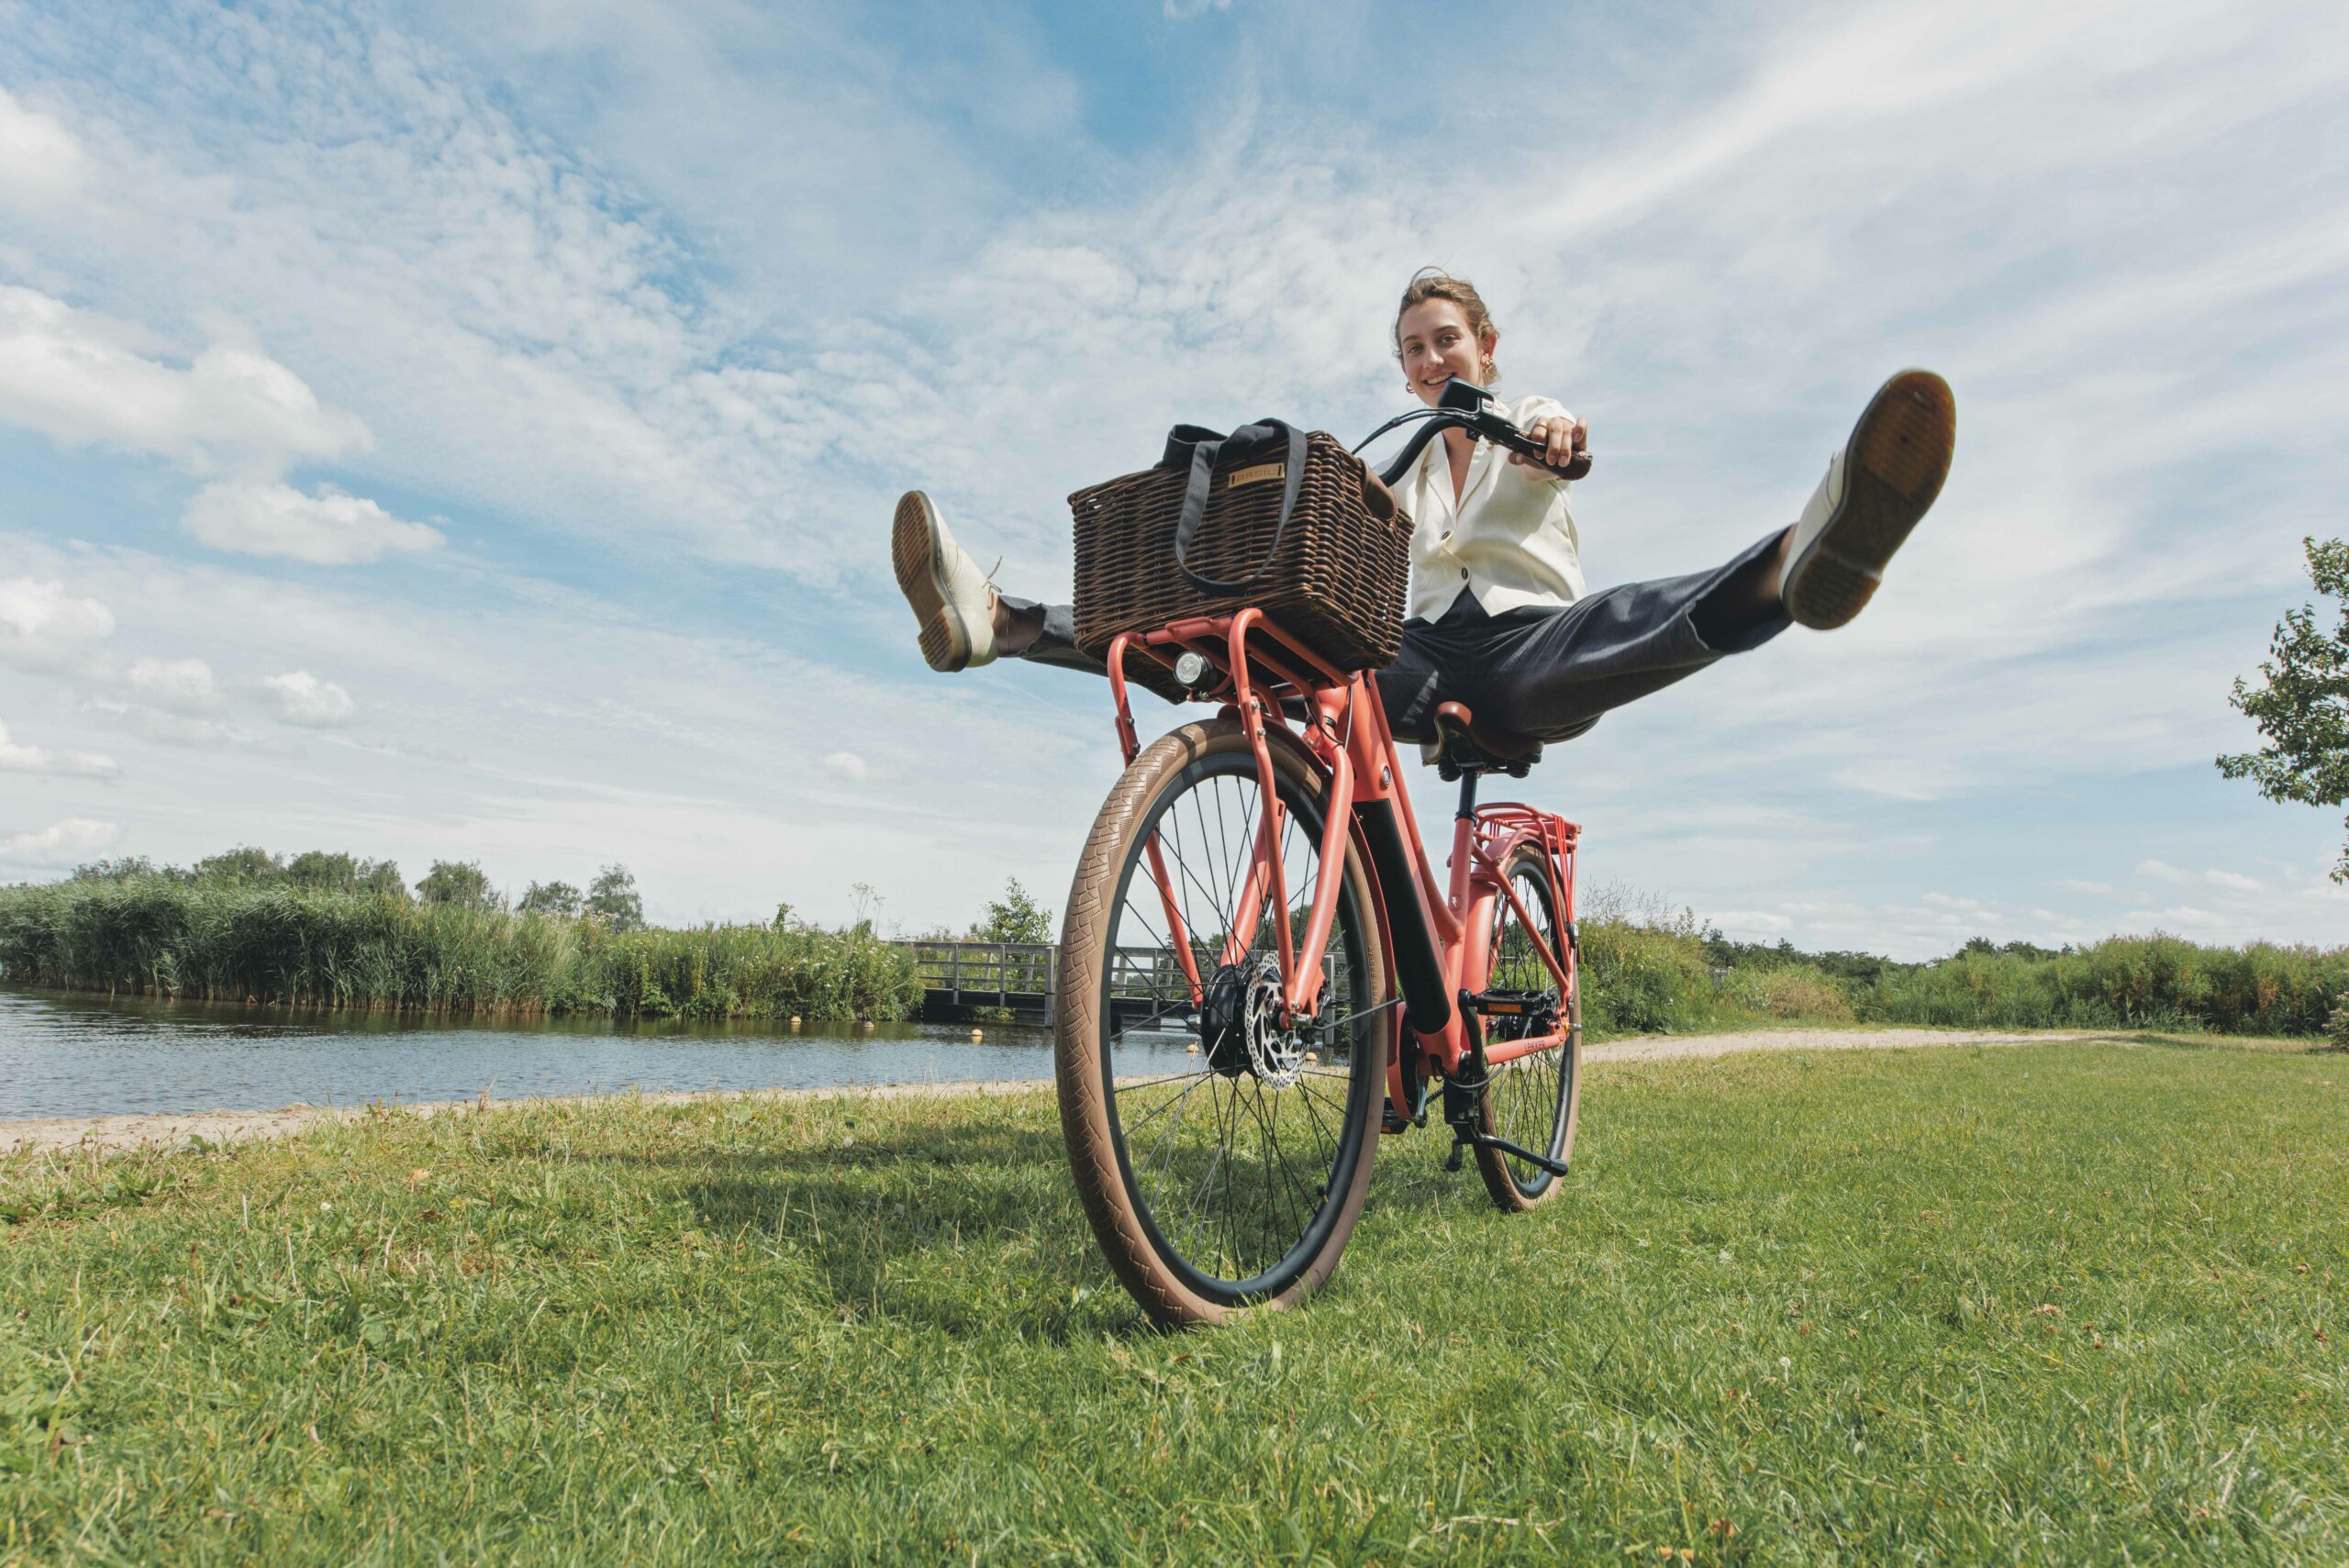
[1,1027,2110,1157]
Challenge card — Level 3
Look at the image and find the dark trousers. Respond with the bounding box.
[1002,530,1788,744]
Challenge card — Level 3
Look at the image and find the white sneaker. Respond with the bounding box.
[1781,370,1956,630]
[891,491,997,672]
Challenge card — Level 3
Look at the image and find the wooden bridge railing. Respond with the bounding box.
[902,941,1342,1029]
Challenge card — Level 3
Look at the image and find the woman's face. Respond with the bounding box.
[1396,298,1492,406]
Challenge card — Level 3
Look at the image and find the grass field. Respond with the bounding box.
[3,1040,2342,1563]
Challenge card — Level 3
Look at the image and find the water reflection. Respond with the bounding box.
[0,987,1185,1121]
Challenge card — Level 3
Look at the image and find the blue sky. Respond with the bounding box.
[0,0,2343,957]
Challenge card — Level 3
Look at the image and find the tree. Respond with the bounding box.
[71,856,163,884]
[286,850,360,890]
[518,879,584,918]
[2218,537,2349,883]
[974,876,1053,945]
[286,851,405,896]
[417,860,501,910]
[585,863,643,930]
[193,845,285,884]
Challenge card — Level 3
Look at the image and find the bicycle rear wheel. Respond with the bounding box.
[1475,843,1581,1211]
[1055,718,1387,1327]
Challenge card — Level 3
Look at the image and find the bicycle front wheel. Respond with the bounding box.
[1055,718,1387,1327]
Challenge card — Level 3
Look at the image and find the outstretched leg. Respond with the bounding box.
[891,491,1106,674]
[1434,369,1955,743]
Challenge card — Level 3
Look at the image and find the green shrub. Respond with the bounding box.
[1577,917,1720,1035]
[1727,962,1855,1023]
[1861,936,2347,1035]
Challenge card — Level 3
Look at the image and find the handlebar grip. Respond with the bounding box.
[1492,423,1592,482]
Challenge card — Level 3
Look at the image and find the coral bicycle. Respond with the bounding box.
[1054,386,1585,1327]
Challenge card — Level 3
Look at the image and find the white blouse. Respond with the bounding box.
[1393,394,1584,622]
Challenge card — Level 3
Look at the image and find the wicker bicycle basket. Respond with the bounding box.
[1070,431,1412,700]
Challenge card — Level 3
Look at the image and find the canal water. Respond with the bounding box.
[0,988,1181,1121]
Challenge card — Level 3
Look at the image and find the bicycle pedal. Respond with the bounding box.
[1442,1142,1466,1173]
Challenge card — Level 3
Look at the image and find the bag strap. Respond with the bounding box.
[1170,417,1308,595]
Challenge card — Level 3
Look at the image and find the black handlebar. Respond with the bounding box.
[1353,377,1590,488]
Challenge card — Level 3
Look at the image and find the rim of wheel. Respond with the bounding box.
[1485,852,1573,1196]
[1095,749,1381,1303]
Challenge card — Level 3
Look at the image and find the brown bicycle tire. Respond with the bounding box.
[1054,718,1388,1328]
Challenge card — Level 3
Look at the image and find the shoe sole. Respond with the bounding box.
[892,491,971,673]
[1784,370,1956,630]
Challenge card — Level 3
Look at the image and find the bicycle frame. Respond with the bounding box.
[1103,608,1580,1129]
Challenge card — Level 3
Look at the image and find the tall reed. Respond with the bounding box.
[0,878,918,1020]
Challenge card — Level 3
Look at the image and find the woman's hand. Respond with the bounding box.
[1510,414,1590,478]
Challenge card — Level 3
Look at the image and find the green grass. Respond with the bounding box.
[3,1041,2343,1563]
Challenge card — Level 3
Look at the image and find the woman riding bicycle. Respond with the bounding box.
[890,266,1954,751]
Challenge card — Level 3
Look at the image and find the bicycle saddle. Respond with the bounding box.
[1422,701,1542,781]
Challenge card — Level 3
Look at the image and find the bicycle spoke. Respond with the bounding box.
[1087,741,1382,1296]
[1479,856,1572,1195]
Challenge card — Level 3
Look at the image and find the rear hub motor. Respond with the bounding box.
[1199,953,1308,1088]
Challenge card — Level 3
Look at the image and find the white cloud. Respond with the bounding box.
[818,750,869,783]
[262,671,357,728]
[0,285,369,472]
[1163,0,1234,17]
[0,719,118,779]
[1707,909,1792,935]
[181,481,443,565]
[80,695,254,751]
[2134,860,2265,894]
[0,816,119,866]
[126,656,220,714]
[0,576,114,671]
[0,87,85,206]
[2054,879,2114,895]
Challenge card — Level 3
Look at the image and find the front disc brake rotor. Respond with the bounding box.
[1241,955,1306,1089]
